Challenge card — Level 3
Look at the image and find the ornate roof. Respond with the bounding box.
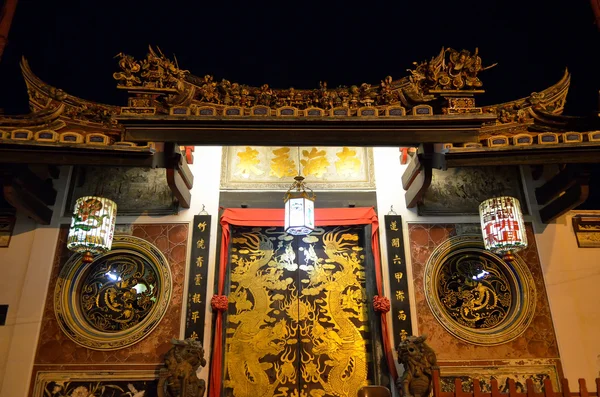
[0,46,592,153]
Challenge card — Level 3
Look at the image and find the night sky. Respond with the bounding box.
[0,0,598,115]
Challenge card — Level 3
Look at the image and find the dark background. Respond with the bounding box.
[0,0,598,115]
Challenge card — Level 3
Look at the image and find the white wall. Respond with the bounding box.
[522,167,600,386]
[0,167,72,397]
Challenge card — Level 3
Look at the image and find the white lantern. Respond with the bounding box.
[479,196,527,261]
[67,196,117,263]
[284,176,315,236]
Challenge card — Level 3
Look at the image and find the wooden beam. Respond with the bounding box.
[166,168,191,208]
[119,114,493,146]
[444,142,600,167]
[405,159,432,208]
[164,143,193,208]
[535,164,583,205]
[0,141,159,167]
[3,182,52,224]
[0,0,18,62]
[5,166,57,206]
[539,182,590,224]
[401,155,422,190]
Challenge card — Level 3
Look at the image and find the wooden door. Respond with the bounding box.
[222,225,377,397]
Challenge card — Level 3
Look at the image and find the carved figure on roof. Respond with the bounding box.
[256,84,276,106]
[139,46,189,89]
[198,75,220,104]
[408,48,495,93]
[113,53,141,87]
[359,83,377,106]
[158,338,207,397]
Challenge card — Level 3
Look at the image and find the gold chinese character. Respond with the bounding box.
[391,238,400,248]
[397,310,407,321]
[191,311,199,323]
[189,331,199,340]
[395,290,405,301]
[194,274,202,286]
[393,254,402,265]
[197,238,206,249]
[192,293,202,304]
[196,256,204,267]
[197,221,207,232]
[390,221,399,231]
[400,329,408,341]
[394,272,404,282]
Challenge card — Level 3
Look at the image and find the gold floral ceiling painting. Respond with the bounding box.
[220,146,375,190]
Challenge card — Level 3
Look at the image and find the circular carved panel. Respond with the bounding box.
[55,235,172,350]
[424,235,536,345]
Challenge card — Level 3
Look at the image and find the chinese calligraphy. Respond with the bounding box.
[195,274,202,285]
[196,256,204,267]
[390,221,399,231]
[400,329,408,341]
[197,239,206,249]
[395,290,405,301]
[391,238,400,248]
[394,272,404,282]
[191,311,199,323]
[192,293,201,304]
[397,310,407,321]
[197,221,207,232]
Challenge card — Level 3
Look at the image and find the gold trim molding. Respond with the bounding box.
[424,235,536,346]
[54,235,173,350]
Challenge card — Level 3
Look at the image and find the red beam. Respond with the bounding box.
[0,0,18,62]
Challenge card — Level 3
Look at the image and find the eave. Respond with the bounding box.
[0,140,160,167]
[117,114,496,146]
[439,142,600,167]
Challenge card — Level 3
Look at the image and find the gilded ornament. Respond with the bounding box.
[224,227,371,397]
[423,235,537,345]
[54,235,172,350]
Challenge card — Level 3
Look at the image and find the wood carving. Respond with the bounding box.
[158,338,207,397]
[396,335,438,397]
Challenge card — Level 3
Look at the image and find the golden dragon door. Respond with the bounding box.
[222,225,381,397]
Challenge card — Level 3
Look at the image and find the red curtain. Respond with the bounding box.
[208,207,397,397]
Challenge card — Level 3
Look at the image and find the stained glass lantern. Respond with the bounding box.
[479,196,527,261]
[67,196,117,263]
[284,176,315,236]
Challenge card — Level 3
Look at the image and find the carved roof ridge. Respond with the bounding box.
[487,69,570,113]
[20,57,120,130]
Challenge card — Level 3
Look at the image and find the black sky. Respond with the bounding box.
[1,0,598,115]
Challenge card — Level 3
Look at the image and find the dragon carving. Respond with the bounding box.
[225,232,292,397]
[302,228,369,396]
[158,338,207,397]
[396,335,438,397]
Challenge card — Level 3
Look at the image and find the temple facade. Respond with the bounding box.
[0,47,598,397]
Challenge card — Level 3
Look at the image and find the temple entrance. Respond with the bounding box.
[222,224,377,397]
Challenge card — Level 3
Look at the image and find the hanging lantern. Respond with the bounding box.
[67,196,117,263]
[284,176,315,236]
[479,196,527,261]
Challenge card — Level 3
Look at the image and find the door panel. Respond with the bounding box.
[223,226,373,397]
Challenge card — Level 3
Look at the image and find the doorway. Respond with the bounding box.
[222,224,379,397]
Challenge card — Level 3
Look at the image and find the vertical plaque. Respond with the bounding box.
[384,215,414,346]
[184,215,211,342]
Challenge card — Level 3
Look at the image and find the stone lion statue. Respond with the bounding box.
[158,338,207,397]
[395,335,438,397]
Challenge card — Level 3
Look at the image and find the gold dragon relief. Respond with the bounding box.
[224,226,373,397]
